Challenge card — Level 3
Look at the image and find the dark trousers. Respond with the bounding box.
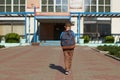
[63,49,74,71]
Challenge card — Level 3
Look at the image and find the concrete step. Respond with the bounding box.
[40,40,60,46]
[89,40,102,44]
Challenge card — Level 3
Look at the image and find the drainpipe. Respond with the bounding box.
[11,22,13,33]
[24,15,27,42]
[77,14,80,43]
[34,6,37,42]
[28,17,30,43]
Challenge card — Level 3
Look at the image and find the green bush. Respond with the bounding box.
[83,35,90,43]
[0,45,5,48]
[97,45,120,58]
[5,33,20,43]
[97,45,110,51]
[104,36,114,43]
[0,36,2,42]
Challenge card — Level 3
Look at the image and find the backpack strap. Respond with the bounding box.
[60,30,75,39]
[60,32,64,39]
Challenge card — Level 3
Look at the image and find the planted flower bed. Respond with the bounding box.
[97,45,120,58]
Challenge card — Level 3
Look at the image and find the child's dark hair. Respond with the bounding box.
[65,21,72,27]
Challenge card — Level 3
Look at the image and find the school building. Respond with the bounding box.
[0,0,120,43]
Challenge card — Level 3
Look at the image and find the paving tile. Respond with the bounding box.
[0,46,119,80]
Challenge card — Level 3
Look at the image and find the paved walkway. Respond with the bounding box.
[0,46,120,80]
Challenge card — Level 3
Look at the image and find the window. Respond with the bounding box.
[84,0,111,12]
[56,0,61,12]
[105,0,110,4]
[0,6,5,12]
[91,0,96,5]
[48,0,54,12]
[85,0,90,5]
[98,0,111,12]
[91,6,96,12]
[0,0,25,12]
[99,6,104,12]
[56,0,61,4]
[62,0,68,12]
[20,0,25,12]
[20,0,25,4]
[41,0,68,12]
[0,0,5,4]
[0,0,5,12]
[85,6,90,12]
[99,0,104,5]
[105,6,110,12]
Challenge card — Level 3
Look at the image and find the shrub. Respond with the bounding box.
[104,36,114,43]
[0,45,5,48]
[5,33,20,43]
[97,45,110,51]
[83,35,90,43]
[0,36,2,42]
[97,45,120,58]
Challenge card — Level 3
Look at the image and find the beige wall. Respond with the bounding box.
[27,0,40,9]
[26,0,40,12]
[111,0,120,34]
[0,25,24,35]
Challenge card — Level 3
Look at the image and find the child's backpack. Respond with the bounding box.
[60,30,75,49]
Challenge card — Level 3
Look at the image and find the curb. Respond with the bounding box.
[91,47,120,61]
[90,47,101,52]
[105,54,120,61]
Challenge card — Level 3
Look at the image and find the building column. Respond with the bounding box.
[33,6,37,43]
[34,16,37,42]
[24,15,27,42]
[77,14,80,43]
[28,17,31,43]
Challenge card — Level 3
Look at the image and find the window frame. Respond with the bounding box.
[0,0,25,12]
[41,0,68,12]
[84,0,111,12]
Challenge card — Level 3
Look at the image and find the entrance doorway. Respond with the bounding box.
[40,23,65,40]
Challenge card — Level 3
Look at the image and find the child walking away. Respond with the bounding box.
[60,22,76,75]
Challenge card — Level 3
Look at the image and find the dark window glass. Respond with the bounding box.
[42,6,47,12]
[0,6,4,12]
[105,0,110,4]
[91,0,96,5]
[105,6,110,12]
[99,0,104,4]
[99,6,104,12]
[84,24,97,33]
[14,6,19,12]
[20,0,25,4]
[48,6,54,12]
[91,6,96,12]
[20,6,25,12]
[6,0,11,4]
[42,0,47,4]
[56,6,61,12]
[14,0,19,4]
[0,0,5,4]
[85,6,90,12]
[6,6,11,12]
[48,0,54,4]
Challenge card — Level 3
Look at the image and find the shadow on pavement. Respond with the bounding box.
[49,64,65,74]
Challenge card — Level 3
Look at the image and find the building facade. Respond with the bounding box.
[0,0,120,43]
